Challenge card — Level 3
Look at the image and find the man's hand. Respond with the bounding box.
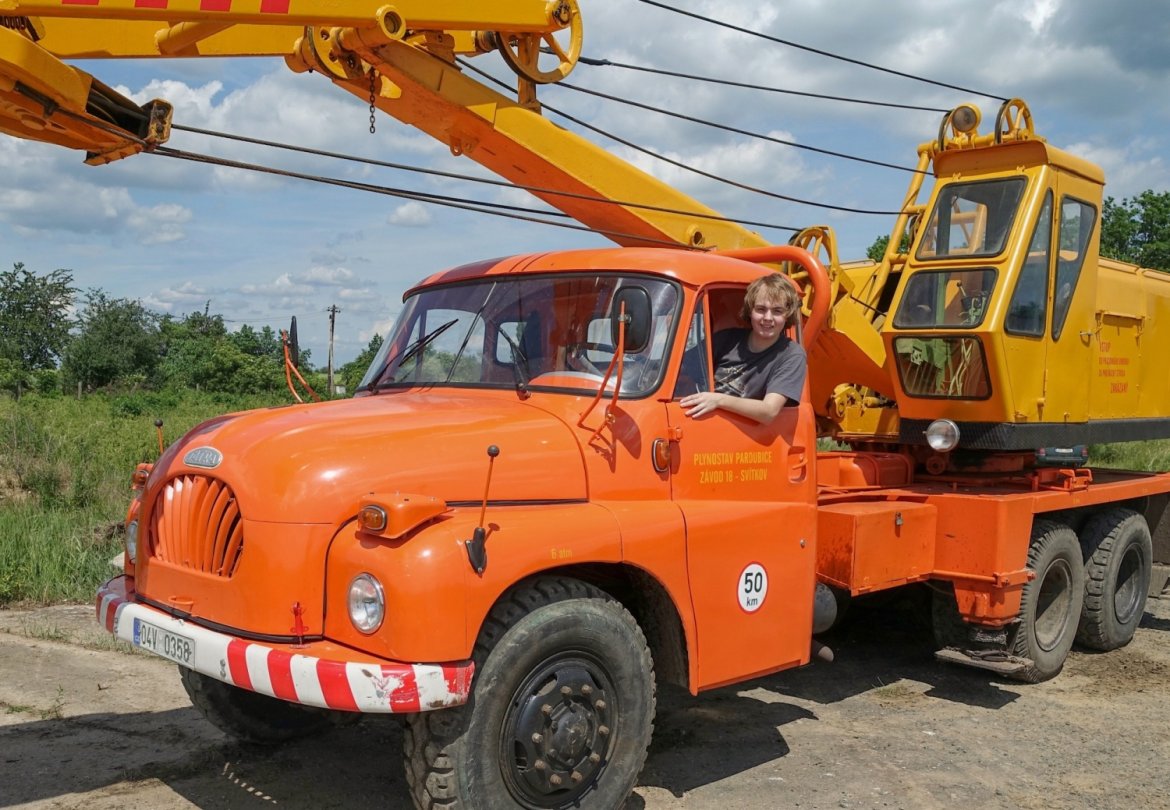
[680,391,723,418]
[679,390,787,424]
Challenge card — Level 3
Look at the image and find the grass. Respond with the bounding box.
[0,389,287,607]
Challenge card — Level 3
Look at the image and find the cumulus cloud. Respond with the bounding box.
[3,0,1169,360]
[388,202,433,226]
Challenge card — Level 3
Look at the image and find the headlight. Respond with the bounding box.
[348,574,385,634]
[125,520,139,563]
[925,418,960,452]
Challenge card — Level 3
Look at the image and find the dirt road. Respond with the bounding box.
[2,592,1168,810]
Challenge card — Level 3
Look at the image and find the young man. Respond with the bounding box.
[679,274,807,425]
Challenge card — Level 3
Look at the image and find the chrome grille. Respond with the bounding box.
[149,475,244,577]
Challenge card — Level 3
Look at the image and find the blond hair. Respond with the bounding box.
[740,274,802,322]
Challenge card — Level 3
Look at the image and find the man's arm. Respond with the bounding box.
[679,391,788,424]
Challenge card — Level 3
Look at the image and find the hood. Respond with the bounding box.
[153,392,588,524]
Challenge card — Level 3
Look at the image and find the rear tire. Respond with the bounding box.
[404,576,656,809]
[1076,508,1152,651]
[180,668,345,744]
[1009,520,1084,683]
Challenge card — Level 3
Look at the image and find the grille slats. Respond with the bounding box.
[149,475,244,578]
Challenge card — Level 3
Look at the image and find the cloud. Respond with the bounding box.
[388,202,433,226]
[3,0,1169,363]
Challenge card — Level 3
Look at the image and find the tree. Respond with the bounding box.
[0,263,76,372]
[865,232,912,262]
[340,334,383,393]
[63,291,162,390]
[1100,190,1170,271]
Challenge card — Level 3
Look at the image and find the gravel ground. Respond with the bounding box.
[1,589,1168,810]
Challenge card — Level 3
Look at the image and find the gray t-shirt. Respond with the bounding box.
[712,329,807,404]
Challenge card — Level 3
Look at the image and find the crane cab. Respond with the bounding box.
[883,101,1170,452]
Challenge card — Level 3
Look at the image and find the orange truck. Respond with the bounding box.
[4,3,1170,808]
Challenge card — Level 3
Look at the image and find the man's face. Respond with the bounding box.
[749,296,787,344]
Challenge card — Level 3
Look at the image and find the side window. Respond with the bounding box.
[1052,197,1097,340]
[1005,192,1053,336]
[673,300,710,398]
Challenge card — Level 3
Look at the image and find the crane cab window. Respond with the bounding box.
[916,178,1026,260]
[1005,191,1053,336]
[893,269,997,329]
[1052,197,1097,341]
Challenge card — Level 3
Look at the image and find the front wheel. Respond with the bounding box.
[404,577,656,809]
[1009,520,1085,683]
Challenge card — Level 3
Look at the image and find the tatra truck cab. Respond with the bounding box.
[97,236,1170,809]
[100,247,839,809]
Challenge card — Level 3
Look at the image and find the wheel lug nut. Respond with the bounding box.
[549,774,563,786]
[589,752,601,764]
[581,684,593,695]
[571,770,583,783]
[595,699,606,711]
[598,725,610,736]
[541,704,552,716]
[535,760,547,771]
[560,685,572,697]
[531,732,543,744]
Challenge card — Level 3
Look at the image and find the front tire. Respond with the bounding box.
[1009,520,1085,683]
[1076,508,1152,651]
[404,577,656,809]
[180,667,345,743]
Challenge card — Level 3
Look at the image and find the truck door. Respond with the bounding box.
[664,286,819,691]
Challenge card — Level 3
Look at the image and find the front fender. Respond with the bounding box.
[325,503,623,662]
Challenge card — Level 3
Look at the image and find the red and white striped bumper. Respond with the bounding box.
[96,576,474,714]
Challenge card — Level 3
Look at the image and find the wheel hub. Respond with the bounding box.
[504,658,614,806]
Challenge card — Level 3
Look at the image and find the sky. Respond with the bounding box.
[2,0,1169,369]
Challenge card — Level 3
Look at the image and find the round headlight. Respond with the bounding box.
[925,419,960,452]
[125,520,139,563]
[348,574,385,634]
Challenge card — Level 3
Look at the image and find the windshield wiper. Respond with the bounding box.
[374,319,458,388]
[497,328,531,398]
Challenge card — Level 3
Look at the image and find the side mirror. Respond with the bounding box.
[611,287,652,353]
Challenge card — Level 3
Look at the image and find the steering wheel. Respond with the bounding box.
[495,0,583,84]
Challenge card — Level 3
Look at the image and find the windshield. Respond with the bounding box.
[916,177,1026,260]
[359,273,681,397]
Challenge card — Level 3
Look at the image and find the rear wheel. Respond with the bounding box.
[180,668,348,744]
[404,577,656,809]
[1009,520,1084,682]
[1076,508,1152,651]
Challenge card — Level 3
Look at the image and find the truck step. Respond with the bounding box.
[934,647,1032,676]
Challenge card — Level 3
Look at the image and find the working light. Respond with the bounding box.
[925,419,960,452]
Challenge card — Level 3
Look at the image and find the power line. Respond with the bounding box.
[555,79,924,174]
[457,58,907,216]
[634,0,1009,102]
[149,145,704,247]
[170,123,800,233]
[576,55,952,114]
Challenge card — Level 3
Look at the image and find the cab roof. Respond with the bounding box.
[409,247,777,297]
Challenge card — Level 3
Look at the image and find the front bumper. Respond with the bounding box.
[96,576,474,713]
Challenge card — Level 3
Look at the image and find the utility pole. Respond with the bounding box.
[326,305,340,395]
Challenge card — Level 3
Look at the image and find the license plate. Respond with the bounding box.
[133,618,195,668]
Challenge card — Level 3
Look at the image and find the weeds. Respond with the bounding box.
[0,389,287,607]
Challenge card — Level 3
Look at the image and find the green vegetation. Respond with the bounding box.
[0,389,287,607]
